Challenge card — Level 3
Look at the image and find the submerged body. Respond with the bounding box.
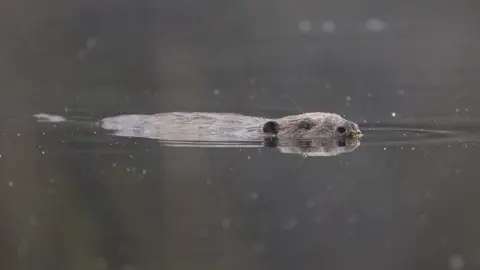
[99,112,268,141]
[34,111,362,156]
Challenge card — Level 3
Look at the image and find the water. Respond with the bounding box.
[2,111,480,270]
[2,0,480,269]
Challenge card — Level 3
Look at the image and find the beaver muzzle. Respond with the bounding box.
[347,130,363,139]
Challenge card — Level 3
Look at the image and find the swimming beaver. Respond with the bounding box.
[33,111,362,156]
[34,111,361,140]
[104,112,362,140]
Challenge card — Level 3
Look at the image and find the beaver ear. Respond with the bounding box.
[263,121,279,135]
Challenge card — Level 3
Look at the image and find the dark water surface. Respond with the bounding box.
[2,0,480,269]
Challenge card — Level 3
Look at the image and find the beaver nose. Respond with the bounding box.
[346,122,362,137]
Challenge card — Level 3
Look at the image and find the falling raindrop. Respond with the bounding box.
[298,20,312,33]
[221,218,231,229]
[448,254,465,270]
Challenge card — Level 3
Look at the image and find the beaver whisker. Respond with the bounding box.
[291,154,308,173]
[284,96,316,124]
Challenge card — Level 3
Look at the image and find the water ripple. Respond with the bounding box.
[359,122,480,146]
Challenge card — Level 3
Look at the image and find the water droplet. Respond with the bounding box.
[112,163,117,167]
[142,169,147,174]
[250,192,259,200]
[8,181,14,187]
[17,133,21,136]
[365,18,386,32]
[391,112,396,117]
[397,89,405,95]
[448,254,465,270]
[213,89,220,95]
[346,96,352,102]
[367,92,373,97]
[321,20,335,33]
[456,108,460,113]
[383,147,387,150]
[86,37,97,50]
[206,178,212,185]
[247,156,251,160]
[41,151,46,155]
[298,20,312,33]
[221,218,231,229]
[283,218,298,230]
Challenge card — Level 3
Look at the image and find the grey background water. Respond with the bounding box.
[1,0,480,269]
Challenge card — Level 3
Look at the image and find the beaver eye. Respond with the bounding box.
[299,121,312,130]
[337,127,346,134]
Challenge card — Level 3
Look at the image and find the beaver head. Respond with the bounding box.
[262,112,362,139]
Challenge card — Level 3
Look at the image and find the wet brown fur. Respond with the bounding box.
[266,112,361,138]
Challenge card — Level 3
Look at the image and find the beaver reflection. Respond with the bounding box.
[263,137,361,157]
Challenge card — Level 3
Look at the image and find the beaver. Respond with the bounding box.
[97,112,361,140]
[33,111,362,156]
